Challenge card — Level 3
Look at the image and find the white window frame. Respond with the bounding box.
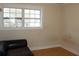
[0,7,43,30]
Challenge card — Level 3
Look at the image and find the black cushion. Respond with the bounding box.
[6,39,27,49]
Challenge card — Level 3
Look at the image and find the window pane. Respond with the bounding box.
[24,23,29,27]
[24,14,29,18]
[35,23,40,27]
[35,15,40,18]
[30,19,35,23]
[4,23,10,27]
[16,9,22,13]
[10,13,15,17]
[16,14,22,17]
[4,12,9,17]
[24,19,30,22]
[10,23,16,27]
[34,19,40,23]
[10,19,15,24]
[35,10,40,14]
[29,23,35,27]
[4,8,9,12]
[30,10,35,14]
[16,19,22,27]
[4,19,10,23]
[9,19,16,27]
[30,19,40,23]
[16,19,22,23]
[16,23,22,27]
[4,19,15,27]
[10,8,15,13]
[30,14,35,18]
[24,9,29,13]
[29,23,40,27]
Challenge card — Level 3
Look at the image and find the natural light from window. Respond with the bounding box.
[3,8,41,28]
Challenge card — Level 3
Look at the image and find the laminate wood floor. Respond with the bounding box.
[32,47,76,56]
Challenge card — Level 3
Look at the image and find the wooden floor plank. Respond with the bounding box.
[32,47,76,56]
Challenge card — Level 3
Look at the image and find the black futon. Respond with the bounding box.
[0,39,33,56]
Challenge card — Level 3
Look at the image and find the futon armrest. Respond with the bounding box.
[0,42,8,56]
[7,39,27,49]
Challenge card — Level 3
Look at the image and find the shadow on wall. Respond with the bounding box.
[62,34,79,50]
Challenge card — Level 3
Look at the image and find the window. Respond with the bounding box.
[3,8,41,29]
[24,9,41,27]
[3,8,22,27]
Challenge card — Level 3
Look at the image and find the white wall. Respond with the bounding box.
[0,3,63,50]
[61,4,79,55]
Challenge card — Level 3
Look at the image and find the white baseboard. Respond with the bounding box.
[30,44,60,51]
[61,45,79,55]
